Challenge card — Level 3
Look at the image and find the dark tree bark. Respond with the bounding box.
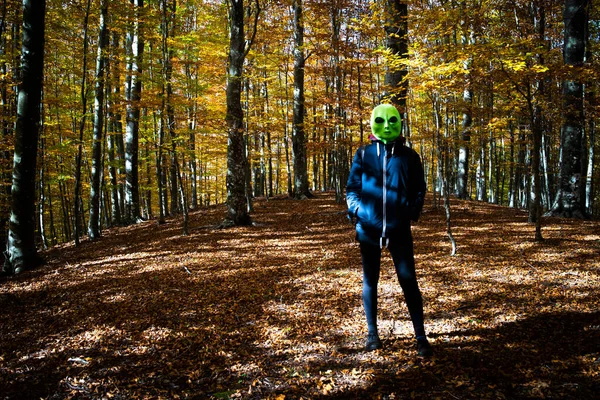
[383,0,408,113]
[73,0,91,246]
[186,63,198,209]
[124,0,144,223]
[160,0,179,216]
[38,136,48,249]
[223,0,259,226]
[107,34,122,226]
[330,6,348,203]
[456,86,472,199]
[107,32,125,224]
[4,0,46,274]
[529,2,546,241]
[584,2,595,215]
[548,0,589,218]
[176,158,189,235]
[457,14,473,200]
[88,0,109,240]
[291,0,311,199]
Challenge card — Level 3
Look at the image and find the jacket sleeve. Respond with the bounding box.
[346,147,363,217]
[410,151,427,221]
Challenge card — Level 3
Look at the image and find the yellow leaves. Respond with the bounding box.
[531,64,550,73]
[503,59,527,72]
[502,58,549,74]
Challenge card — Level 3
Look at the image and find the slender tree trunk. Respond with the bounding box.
[457,85,472,199]
[157,113,167,222]
[279,66,293,197]
[383,0,408,113]
[528,3,547,240]
[176,158,189,235]
[508,123,516,207]
[73,0,91,246]
[444,141,456,255]
[331,6,348,203]
[586,117,595,215]
[46,171,56,245]
[548,0,589,218]
[88,0,108,240]
[457,10,473,199]
[38,133,47,249]
[530,96,543,240]
[584,3,595,216]
[292,0,311,199]
[161,0,179,216]
[124,0,144,223]
[541,132,552,208]
[106,34,122,226]
[187,99,198,209]
[244,79,253,212]
[109,32,125,222]
[4,0,46,274]
[144,141,152,219]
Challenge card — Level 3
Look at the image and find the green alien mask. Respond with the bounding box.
[370,104,402,144]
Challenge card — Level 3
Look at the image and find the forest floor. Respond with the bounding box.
[1,192,599,400]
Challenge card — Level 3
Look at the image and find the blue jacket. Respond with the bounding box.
[346,138,426,247]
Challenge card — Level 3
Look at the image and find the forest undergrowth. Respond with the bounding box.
[1,192,599,399]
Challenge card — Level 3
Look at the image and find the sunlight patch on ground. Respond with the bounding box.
[3,193,599,399]
[141,326,173,342]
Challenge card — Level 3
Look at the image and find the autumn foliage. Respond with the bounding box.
[1,0,598,254]
[1,192,599,399]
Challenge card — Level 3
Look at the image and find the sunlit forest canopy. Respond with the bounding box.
[0,0,598,248]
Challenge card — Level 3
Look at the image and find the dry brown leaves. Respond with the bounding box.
[1,192,599,399]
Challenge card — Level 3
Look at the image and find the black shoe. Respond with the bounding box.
[365,333,382,351]
[416,337,433,357]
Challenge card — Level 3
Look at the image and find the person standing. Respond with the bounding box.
[346,104,432,357]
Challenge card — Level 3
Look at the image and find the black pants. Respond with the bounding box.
[360,240,426,338]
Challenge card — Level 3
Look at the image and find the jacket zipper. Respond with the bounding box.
[381,143,387,248]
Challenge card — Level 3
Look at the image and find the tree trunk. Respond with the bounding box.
[457,12,473,200]
[383,0,408,113]
[584,3,595,216]
[38,133,47,249]
[529,3,546,240]
[162,0,179,216]
[124,0,144,223]
[292,0,311,199]
[530,95,543,240]
[457,86,472,199]
[4,0,46,274]
[156,114,167,223]
[548,0,589,218]
[109,32,125,223]
[106,33,122,226]
[176,158,189,235]
[88,0,108,240]
[187,101,198,209]
[73,0,91,246]
[223,0,258,226]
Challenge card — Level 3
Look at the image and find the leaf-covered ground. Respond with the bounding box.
[1,192,599,399]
